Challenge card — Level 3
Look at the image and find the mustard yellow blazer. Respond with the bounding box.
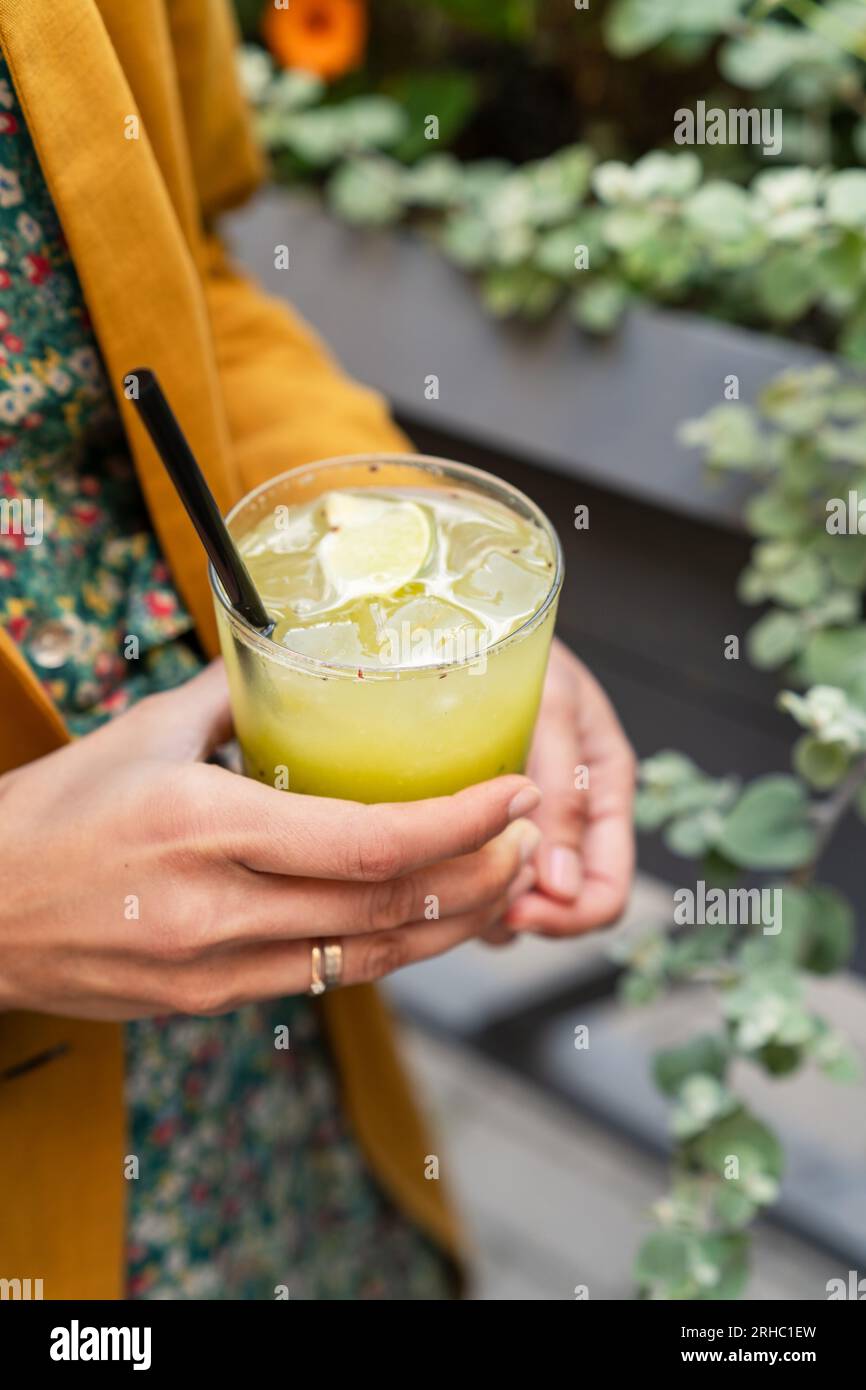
[0,0,460,1298]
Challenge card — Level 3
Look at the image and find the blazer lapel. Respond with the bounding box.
[0,0,239,675]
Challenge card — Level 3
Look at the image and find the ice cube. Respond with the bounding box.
[277,620,365,665]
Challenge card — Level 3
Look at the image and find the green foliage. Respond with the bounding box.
[716,776,816,870]
[779,885,856,974]
[232,0,267,42]
[606,0,866,167]
[384,71,480,163]
[636,1228,749,1302]
[681,365,866,683]
[325,152,866,359]
[628,362,864,1300]
[653,1035,730,1097]
[240,48,866,360]
[417,0,536,41]
[605,0,746,62]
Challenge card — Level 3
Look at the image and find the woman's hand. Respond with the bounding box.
[493,638,636,940]
[0,662,541,1020]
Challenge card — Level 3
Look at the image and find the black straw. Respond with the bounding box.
[128,368,274,636]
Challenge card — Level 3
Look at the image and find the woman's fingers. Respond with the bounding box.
[506,645,636,937]
[205,765,541,881]
[214,818,542,944]
[525,676,586,903]
[504,838,633,936]
[123,897,511,1016]
[480,863,537,947]
[341,896,507,985]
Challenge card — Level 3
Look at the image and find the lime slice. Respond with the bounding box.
[319,491,432,597]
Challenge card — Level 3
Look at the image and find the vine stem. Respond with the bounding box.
[793,751,866,885]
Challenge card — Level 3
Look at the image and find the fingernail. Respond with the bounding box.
[507,862,537,904]
[543,844,581,901]
[507,783,541,821]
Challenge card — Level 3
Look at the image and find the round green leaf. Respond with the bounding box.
[640,750,701,788]
[691,1233,750,1301]
[744,489,810,539]
[719,28,806,88]
[653,1035,729,1097]
[570,279,629,333]
[828,538,866,588]
[800,626,866,700]
[756,249,824,323]
[747,611,805,669]
[826,171,866,230]
[792,734,851,789]
[635,1229,692,1290]
[768,553,828,608]
[690,1109,784,1182]
[686,182,756,243]
[386,72,478,163]
[664,808,723,857]
[603,0,679,58]
[713,1185,757,1230]
[634,788,671,831]
[327,158,406,225]
[800,886,856,974]
[717,776,816,870]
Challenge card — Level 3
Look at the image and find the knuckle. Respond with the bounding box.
[365,874,417,930]
[147,767,213,860]
[449,796,490,858]
[149,918,204,966]
[139,767,193,835]
[169,973,228,1018]
[357,932,409,982]
[349,819,401,882]
[145,890,215,965]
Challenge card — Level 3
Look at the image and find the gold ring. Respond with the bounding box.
[308,941,343,995]
[323,940,343,988]
[308,945,326,996]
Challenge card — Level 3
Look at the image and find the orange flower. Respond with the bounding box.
[262,0,368,82]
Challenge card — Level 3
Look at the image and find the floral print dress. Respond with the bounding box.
[0,55,451,1300]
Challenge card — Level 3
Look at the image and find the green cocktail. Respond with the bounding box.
[211,455,563,802]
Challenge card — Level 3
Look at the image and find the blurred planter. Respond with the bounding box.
[224,187,866,970]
